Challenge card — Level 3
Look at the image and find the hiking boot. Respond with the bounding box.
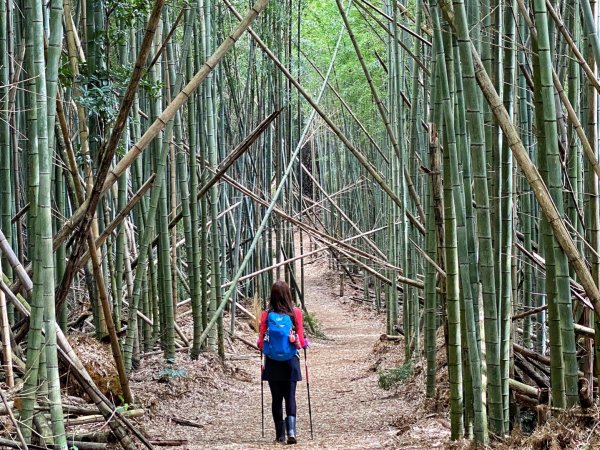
[286,416,297,444]
[274,420,286,444]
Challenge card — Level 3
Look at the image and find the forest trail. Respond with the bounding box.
[134,253,449,449]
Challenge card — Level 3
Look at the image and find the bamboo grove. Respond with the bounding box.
[0,0,599,447]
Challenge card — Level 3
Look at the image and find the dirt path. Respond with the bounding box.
[134,255,449,449]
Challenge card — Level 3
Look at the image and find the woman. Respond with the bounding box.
[257,280,308,444]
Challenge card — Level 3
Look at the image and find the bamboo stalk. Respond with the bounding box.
[51,0,272,257]
[0,389,26,449]
[0,265,13,387]
[439,0,600,320]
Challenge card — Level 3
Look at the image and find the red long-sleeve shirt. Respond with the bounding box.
[257,307,307,350]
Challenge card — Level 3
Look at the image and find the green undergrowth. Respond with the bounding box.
[303,310,329,340]
[378,360,414,390]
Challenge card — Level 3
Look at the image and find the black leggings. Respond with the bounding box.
[268,380,297,423]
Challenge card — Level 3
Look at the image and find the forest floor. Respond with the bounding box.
[127,251,452,449]
[75,248,600,449]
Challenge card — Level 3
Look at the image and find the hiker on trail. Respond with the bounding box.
[258,280,308,445]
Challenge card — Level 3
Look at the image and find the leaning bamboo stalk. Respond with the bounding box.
[354,0,430,75]
[223,173,425,291]
[512,305,548,321]
[0,260,13,388]
[55,345,151,450]
[51,0,272,255]
[336,0,425,244]
[579,0,600,65]
[222,225,394,288]
[336,0,404,164]
[514,241,594,311]
[0,238,140,449]
[64,409,144,427]
[439,0,600,318]
[0,229,32,295]
[223,0,404,211]
[192,15,382,347]
[0,277,29,317]
[131,201,242,270]
[220,172,406,275]
[0,389,27,450]
[300,162,387,260]
[355,0,432,44]
[55,0,167,312]
[516,0,600,180]
[167,109,280,229]
[301,50,389,163]
[509,379,540,399]
[86,231,133,404]
[543,0,600,93]
[55,95,85,205]
[8,177,155,299]
[79,176,155,253]
[68,0,165,236]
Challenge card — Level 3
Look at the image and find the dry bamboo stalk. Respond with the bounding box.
[0,270,14,387]
[514,242,594,310]
[86,229,133,404]
[56,92,85,204]
[51,0,271,253]
[511,304,548,321]
[1,237,139,449]
[228,332,259,351]
[220,172,408,275]
[0,277,29,317]
[64,409,144,427]
[168,109,280,229]
[0,229,32,295]
[438,0,600,317]
[56,345,149,450]
[513,343,551,366]
[0,389,26,449]
[543,0,600,93]
[509,379,539,398]
[515,0,600,180]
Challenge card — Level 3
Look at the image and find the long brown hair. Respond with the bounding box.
[269,280,296,326]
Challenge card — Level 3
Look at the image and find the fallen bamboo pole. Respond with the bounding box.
[0,388,27,449]
[0,260,14,388]
[64,409,144,427]
[509,378,539,399]
[439,0,600,317]
[0,237,141,450]
[50,0,272,255]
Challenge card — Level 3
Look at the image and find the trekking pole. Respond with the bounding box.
[261,351,265,438]
[303,348,314,439]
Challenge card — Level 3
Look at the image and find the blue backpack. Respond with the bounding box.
[263,311,297,361]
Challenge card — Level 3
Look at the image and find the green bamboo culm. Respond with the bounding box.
[0,0,12,305]
[447,0,503,435]
[532,0,579,408]
[431,5,463,440]
[19,0,67,441]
